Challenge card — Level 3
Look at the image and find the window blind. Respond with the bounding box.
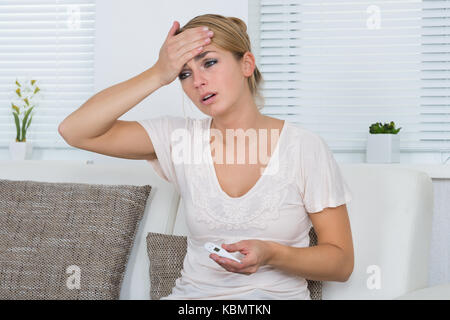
[258,0,450,153]
[0,0,96,148]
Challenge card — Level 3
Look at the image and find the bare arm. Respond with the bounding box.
[214,204,354,282]
[58,22,213,160]
[58,66,163,144]
[267,204,354,282]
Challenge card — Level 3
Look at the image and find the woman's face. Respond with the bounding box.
[178,43,249,117]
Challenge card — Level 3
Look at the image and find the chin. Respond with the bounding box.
[199,103,222,115]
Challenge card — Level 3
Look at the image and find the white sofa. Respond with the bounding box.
[1,160,449,300]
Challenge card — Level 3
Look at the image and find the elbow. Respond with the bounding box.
[58,122,75,146]
[339,266,353,282]
[58,123,68,141]
[338,256,354,282]
[58,123,65,138]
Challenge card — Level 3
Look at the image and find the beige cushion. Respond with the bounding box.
[146,233,187,300]
[0,179,151,300]
[146,227,322,300]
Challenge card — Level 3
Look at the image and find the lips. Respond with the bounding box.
[200,93,217,106]
[200,92,217,103]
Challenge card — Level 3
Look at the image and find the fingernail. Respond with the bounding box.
[203,26,209,31]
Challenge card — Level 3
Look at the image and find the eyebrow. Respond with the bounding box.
[182,51,216,69]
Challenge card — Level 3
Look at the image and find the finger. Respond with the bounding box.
[210,253,220,261]
[218,256,256,274]
[166,21,179,40]
[210,255,233,271]
[177,46,205,69]
[173,27,212,54]
[221,261,253,276]
[239,254,256,268]
[176,36,211,60]
[210,254,231,266]
[222,241,245,253]
[210,254,233,266]
[217,257,246,270]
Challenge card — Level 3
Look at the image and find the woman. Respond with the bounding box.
[59,14,354,300]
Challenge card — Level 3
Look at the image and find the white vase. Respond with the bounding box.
[366,133,400,163]
[9,141,33,160]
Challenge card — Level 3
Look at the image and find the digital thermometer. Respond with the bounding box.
[204,242,242,264]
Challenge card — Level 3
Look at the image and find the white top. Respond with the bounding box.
[137,115,353,300]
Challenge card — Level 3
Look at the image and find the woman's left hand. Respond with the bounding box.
[209,240,274,275]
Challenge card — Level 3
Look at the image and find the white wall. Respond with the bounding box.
[0,0,249,162]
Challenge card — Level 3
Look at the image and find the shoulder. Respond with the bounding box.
[287,122,328,152]
[139,115,211,137]
[163,115,188,128]
[140,115,193,131]
[166,115,210,130]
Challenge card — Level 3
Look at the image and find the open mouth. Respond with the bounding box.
[202,93,216,102]
[201,93,217,105]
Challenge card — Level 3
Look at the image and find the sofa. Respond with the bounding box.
[1,159,449,300]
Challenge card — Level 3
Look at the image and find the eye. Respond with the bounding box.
[179,72,189,80]
[204,59,217,68]
[179,59,217,80]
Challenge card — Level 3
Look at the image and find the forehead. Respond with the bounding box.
[182,46,222,68]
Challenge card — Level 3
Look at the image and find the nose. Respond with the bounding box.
[192,68,207,89]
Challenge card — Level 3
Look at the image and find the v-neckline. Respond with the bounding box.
[206,116,287,200]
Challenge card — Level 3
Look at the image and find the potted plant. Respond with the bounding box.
[9,78,40,160]
[366,121,402,163]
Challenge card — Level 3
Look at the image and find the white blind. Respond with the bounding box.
[258,0,450,153]
[0,0,95,148]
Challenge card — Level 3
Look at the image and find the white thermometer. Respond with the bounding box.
[204,242,242,264]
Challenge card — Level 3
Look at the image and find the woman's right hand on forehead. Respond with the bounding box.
[152,21,214,87]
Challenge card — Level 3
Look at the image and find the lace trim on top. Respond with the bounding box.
[186,117,299,230]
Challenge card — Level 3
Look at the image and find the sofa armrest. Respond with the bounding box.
[394,283,450,300]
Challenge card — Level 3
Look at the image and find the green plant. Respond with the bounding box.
[369,121,402,134]
[11,78,40,142]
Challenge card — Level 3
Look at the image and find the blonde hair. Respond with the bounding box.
[176,14,265,111]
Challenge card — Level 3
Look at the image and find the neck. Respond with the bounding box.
[210,101,267,132]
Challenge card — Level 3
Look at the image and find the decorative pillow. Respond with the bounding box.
[146,227,322,300]
[146,233,188,300]
[307,227,322,300]
[0,179,151,300]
